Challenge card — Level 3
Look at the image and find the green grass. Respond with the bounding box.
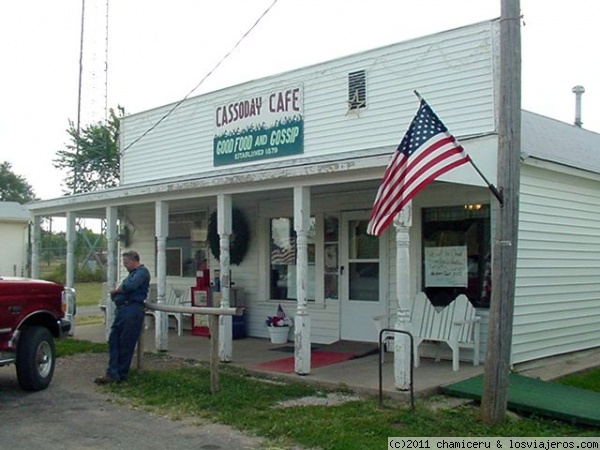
[74,282,104,307]
[103,366,597,449]
[74,314,104,326]
[557,366,600,393]
[56,338,107,357]
[57,339,598,449]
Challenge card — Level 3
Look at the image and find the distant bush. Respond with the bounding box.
[76,266,106,283]
[42,263,106,284]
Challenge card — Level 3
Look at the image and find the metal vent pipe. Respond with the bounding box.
[572,85,585,127]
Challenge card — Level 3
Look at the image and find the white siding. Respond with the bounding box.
[0,222,28,276]
[117,203,157,281]
[512,165,600,363]
[121,21,497,186]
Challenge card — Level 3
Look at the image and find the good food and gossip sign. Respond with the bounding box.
[213,85,304,166]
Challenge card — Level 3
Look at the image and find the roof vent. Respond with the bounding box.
[572,85,585,128]
[347,70,366,112]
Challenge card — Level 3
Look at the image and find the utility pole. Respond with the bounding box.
[481,0,522,424]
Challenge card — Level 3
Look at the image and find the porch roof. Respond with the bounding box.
[26,146,393,218]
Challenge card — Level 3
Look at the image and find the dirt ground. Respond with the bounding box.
[0,352,271,450]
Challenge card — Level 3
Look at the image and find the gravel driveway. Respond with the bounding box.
[0,352,266,450]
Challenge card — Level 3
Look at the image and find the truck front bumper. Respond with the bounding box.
[59,319,72,338]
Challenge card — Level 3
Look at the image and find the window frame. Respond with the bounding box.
[268,216,317,302]
[262,211,339,307]
[421,204,491,308]
[162,210,209,279]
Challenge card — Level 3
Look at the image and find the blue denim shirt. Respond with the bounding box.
[114,264,151,305]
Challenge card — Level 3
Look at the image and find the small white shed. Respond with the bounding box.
[0,202,30,277]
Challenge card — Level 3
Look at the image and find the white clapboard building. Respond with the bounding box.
[28,19,600,370]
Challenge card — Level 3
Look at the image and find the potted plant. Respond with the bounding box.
[265,304,292,344]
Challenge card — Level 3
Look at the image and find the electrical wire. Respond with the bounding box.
[120,0,279,156]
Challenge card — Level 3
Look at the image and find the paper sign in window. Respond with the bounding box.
[424,246,468,287]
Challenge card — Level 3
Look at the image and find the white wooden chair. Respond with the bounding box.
[410,292,480,371]
[166,286,192,336]
[145,285,190,336]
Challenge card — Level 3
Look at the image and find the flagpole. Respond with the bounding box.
[413,90,503,206]
[468,160,504,206]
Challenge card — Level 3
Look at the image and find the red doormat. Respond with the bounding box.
[249,351,353,373]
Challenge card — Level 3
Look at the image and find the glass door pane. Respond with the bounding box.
[348,220,379,302]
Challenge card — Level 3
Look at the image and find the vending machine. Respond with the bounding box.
[191,269,210,337]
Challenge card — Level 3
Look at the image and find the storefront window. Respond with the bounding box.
[270,217,315,300]
[164,211,208,277]
[422,204,491,308]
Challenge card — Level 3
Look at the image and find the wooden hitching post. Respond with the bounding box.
[136,320,145,371]
[209,314,220,393]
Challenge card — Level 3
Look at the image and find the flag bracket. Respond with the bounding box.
[469,159,504,206]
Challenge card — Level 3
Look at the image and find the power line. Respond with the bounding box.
[121,0,279,156]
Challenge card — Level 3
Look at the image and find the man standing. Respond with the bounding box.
[95,250,151,384]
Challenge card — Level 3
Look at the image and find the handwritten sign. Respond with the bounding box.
[424,246,468,287]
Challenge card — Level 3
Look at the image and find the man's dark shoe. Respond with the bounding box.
[94,375,119,385]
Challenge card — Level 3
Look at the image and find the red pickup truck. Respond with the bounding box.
[0,277,75,391]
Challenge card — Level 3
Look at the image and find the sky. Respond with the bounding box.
[1,0,599,201]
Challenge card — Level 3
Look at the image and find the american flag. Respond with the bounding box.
[270,237,296,264]
[276,303,286,318]
[367,98,470,236]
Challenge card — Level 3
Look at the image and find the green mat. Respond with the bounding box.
[442,373,600,426]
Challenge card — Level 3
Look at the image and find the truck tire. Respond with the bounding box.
[16,326,56,391]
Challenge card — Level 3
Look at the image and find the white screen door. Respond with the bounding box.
[340,212,386,342]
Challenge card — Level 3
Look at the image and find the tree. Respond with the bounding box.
[0,161,37,203]
[54,106,124,195]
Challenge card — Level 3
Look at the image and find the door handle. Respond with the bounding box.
[340,265,344,275]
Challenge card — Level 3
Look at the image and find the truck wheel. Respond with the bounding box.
[16,326,56,391]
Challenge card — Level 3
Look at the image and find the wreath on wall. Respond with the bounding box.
[207,207,251,265]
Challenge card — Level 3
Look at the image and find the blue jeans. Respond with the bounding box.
[107,303,144,381]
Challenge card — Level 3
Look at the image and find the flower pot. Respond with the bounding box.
[268,326,290,344]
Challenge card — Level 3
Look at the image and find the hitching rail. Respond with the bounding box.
[139,302,243,393]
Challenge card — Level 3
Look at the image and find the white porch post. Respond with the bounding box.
[393,202,412,390]
[217,194,233,362]
[105,206,119,341]
[155,201,169,351]
[31,215,41,279]
[65,212,76,330]
[65,212,76,289]
[294,186,311,375]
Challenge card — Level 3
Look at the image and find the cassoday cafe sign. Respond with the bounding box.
[213,85,304,166]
